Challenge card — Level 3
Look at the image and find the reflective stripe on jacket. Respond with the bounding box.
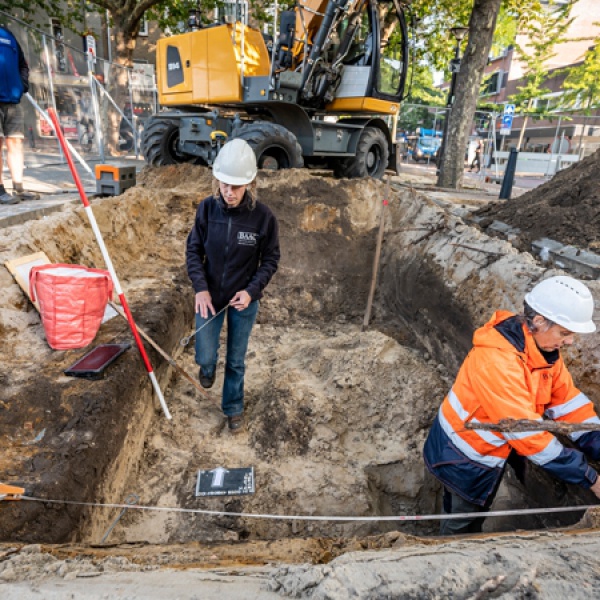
[424,310,600,506]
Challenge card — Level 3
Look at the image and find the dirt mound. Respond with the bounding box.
[0,165,447,545]
[1,164,600,597]
[475,149,600,251]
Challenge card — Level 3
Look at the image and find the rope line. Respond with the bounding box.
[20,496,599,522]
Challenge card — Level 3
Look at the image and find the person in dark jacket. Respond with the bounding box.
[186,138,280,433]
[468,138,483,173]
[424,276,600,535]
[0,25,39,204]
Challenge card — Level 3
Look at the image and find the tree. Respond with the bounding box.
[436,0,502,189]
[562,36,600,112]
[4,1,212,154]
[510,1,575,150]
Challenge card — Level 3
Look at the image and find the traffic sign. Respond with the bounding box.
[503,103,515,116]
[85,34,96,59]
[195,466,255,497]
[449,58,461,74]
[499,113,513,136]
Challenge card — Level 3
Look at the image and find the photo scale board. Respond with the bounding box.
[195,467,255,497]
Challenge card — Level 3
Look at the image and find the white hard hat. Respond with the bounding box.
[525,276,596,334]
[212,138,257,185]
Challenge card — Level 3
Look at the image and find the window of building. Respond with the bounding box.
[139,15,149,37]
[481,70,504,96]
[50,18,67,73]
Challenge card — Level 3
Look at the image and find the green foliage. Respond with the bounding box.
[562,35,600,112]
[405,63,445,105]
[510,1,575,114]
[490,3,517,56]
[406,0,547,96]
[409,0,472,72]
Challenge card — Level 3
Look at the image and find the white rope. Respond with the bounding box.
[20,496,598,522]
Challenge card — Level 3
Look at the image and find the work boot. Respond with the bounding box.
[198,367,216,389]
[14,190,40,201]
[227,414,244,434]
[0,191,20,205]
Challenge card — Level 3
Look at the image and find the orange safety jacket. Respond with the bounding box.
[424,311,600,506]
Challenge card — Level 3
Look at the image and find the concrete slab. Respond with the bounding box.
[532,237,600,279]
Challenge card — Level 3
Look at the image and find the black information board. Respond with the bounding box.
[195,466,255,497]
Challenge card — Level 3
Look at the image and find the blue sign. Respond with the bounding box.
[503,104,516,116]
[501,114,514,129]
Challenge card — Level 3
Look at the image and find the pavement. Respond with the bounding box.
[397,159,549,194]
[0,152,146,229]
[0,154,547,230]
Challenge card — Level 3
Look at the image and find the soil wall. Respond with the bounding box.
[1,165,599,544]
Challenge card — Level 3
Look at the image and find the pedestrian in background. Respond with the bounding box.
[469,138,483,173]
[424,276,600,535]
[0,25,40,204]
[186,139,280,433]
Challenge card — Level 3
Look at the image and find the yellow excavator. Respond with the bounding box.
[142,0,409,178]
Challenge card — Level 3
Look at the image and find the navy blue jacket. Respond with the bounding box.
[186,193,280,311]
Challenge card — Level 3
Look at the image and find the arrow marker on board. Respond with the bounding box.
[209,467,229,488]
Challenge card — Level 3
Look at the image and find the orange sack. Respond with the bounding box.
[30,264,113,350]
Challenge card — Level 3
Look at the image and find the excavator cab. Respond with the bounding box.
[277,0,409,113]
[143,0,410,179]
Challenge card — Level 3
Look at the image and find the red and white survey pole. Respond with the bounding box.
[47,108,172,421]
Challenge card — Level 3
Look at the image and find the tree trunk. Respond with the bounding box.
[516,99,533,151]
[437,0,502,189]
[516,115,529,151]
[104,22,136,156]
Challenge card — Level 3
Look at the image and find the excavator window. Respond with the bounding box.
[337,9,373,67]
[375,3,405,98]
[276,11,296,69]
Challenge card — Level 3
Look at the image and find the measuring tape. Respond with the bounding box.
[21,496,599,522]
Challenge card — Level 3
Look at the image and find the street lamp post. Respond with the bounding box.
[437,26,469,176]
[446,26,469,108]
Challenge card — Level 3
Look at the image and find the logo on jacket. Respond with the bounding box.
[238,231,258,246]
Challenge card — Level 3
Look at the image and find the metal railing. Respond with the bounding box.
[397,102,600,177]
[1,12,158,169]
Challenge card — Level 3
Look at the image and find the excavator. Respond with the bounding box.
[142,0,410,179]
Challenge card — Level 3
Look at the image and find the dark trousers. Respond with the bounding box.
[439,453,525,535]
[440,488,489,535]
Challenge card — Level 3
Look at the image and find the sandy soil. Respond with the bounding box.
[1,164,600,597]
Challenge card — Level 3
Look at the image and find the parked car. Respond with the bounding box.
[413,134,442,163]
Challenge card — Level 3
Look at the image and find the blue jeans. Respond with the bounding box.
[195,301,259,416]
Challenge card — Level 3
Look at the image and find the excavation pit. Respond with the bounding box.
[0,165,599,552]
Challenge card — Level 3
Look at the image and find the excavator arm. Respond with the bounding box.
[275,0,409,109]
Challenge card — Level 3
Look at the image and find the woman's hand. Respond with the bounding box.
[195,291,215,319]
[230,290,251,311]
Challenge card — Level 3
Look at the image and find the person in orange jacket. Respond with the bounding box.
[424,275,600,535]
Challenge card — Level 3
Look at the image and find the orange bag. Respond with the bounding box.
[30,264,113,350]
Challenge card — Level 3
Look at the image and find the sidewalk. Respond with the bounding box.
[0,154,146,229]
